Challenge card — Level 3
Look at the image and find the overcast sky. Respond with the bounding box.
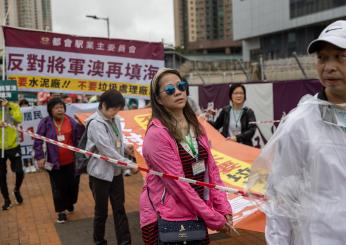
[51,0,175,45]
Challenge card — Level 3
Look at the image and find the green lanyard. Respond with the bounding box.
[185,133,198,161]
[110,122,120,138]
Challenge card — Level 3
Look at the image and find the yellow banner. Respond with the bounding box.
[8,75,150,97]
[212,149,251,189]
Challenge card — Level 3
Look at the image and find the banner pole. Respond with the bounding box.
[2,40,6,80]
[2,28,7,157]
[1,105,4,158]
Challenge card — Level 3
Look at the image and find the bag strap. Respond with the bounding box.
[85,119,94,136]
[85,119,109,137]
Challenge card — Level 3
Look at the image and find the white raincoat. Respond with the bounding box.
[248,94,346,245]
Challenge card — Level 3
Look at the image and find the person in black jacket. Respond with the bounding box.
[209,84,257,146]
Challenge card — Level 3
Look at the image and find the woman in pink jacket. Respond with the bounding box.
[140,68,233,244]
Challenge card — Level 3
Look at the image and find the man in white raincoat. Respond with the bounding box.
[249,20,346,245]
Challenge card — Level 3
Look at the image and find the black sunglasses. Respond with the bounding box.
[160,81,188,96]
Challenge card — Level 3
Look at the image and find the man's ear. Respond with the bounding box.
[101,102,106,110]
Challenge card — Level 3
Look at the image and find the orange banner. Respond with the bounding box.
[75,108,265,232]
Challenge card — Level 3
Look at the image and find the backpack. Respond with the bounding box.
[75,120,93,174]
[75,119,108,174]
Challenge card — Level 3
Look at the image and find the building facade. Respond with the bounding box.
[174,0,241,54]
[233,0,346,61]
[0,0,52,51]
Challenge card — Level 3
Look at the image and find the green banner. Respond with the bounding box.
[0,80,18,101]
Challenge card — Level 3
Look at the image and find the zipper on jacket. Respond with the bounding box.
[160,187,166,204]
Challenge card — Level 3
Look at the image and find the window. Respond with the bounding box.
[290,0,346,18]
[288,32,296,43]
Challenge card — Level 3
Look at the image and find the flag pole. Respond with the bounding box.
[1,25,7,157]
[1,104,4,158]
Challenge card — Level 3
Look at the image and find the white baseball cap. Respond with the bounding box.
[307,20,346,54]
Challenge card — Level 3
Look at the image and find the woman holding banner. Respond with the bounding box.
[140,68,233,244]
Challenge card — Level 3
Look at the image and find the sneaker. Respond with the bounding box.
[23,167,31,173]
[57,212,67,223]
[29,165,37,173]
[13,190,23,204]
[2,199,11,210]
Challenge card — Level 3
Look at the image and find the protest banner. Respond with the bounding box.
[3,27,164,98]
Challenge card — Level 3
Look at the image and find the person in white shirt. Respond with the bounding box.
[248,20,346,245]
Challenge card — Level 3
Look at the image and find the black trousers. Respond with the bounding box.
[89,175,131,245]
[48,163,78,213]
[0,146,24,201]
[73,174,80,204]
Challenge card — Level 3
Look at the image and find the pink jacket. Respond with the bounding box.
[140,118,232,230]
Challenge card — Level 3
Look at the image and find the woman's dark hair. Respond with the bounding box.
[19,99,30,107]
[229,83,247,101]
[98,89,125,110]
[149,68,203,141]
[47,97,66,117]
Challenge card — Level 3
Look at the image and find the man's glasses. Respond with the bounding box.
[160,81,188,96]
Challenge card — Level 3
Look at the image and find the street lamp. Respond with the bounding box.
[86,15,110,38]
